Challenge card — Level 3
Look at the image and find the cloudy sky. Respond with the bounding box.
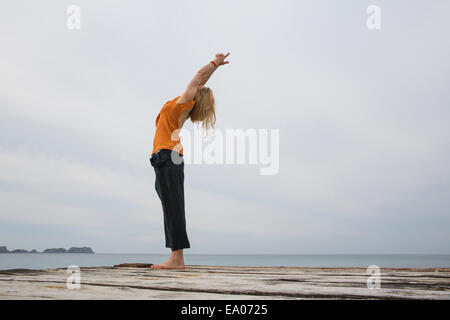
[1,0,449,254]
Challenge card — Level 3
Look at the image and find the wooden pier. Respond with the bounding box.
[0,265,449,299]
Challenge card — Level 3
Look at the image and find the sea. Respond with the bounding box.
[0,253,449,270]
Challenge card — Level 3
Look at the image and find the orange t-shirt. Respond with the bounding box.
[152,96,196,155]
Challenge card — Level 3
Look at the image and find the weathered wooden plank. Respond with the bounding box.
[113,263,153,268]
[0,265,449,300]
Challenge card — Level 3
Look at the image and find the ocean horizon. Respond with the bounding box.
[1,253,449,270]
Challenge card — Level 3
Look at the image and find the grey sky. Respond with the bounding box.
[1,0,449,254]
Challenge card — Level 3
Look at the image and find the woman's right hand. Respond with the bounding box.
[214,52,230,66]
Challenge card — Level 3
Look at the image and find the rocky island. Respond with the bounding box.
[42,248,67,253]
[66,247,95,253]
[0,246,94,253]
[10,249,29,253]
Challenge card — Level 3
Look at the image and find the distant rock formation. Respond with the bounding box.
[11,249,29,253]
[1,246,94,253]
[67,247,94,253]
[0,246,9,253]
[43,248,67,253]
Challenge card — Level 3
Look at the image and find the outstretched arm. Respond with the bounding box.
[177,53,230,104]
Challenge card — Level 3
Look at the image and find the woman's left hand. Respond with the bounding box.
[214,52,230,66]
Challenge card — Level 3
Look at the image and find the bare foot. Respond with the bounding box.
[151,260,185,270]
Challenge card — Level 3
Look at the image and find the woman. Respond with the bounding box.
[150,52,230,270]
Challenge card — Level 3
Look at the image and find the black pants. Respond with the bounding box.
[150,149,190,251]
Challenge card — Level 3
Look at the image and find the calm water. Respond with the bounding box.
[0,254,449,270]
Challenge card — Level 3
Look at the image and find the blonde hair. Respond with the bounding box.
[190,87,216,130]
